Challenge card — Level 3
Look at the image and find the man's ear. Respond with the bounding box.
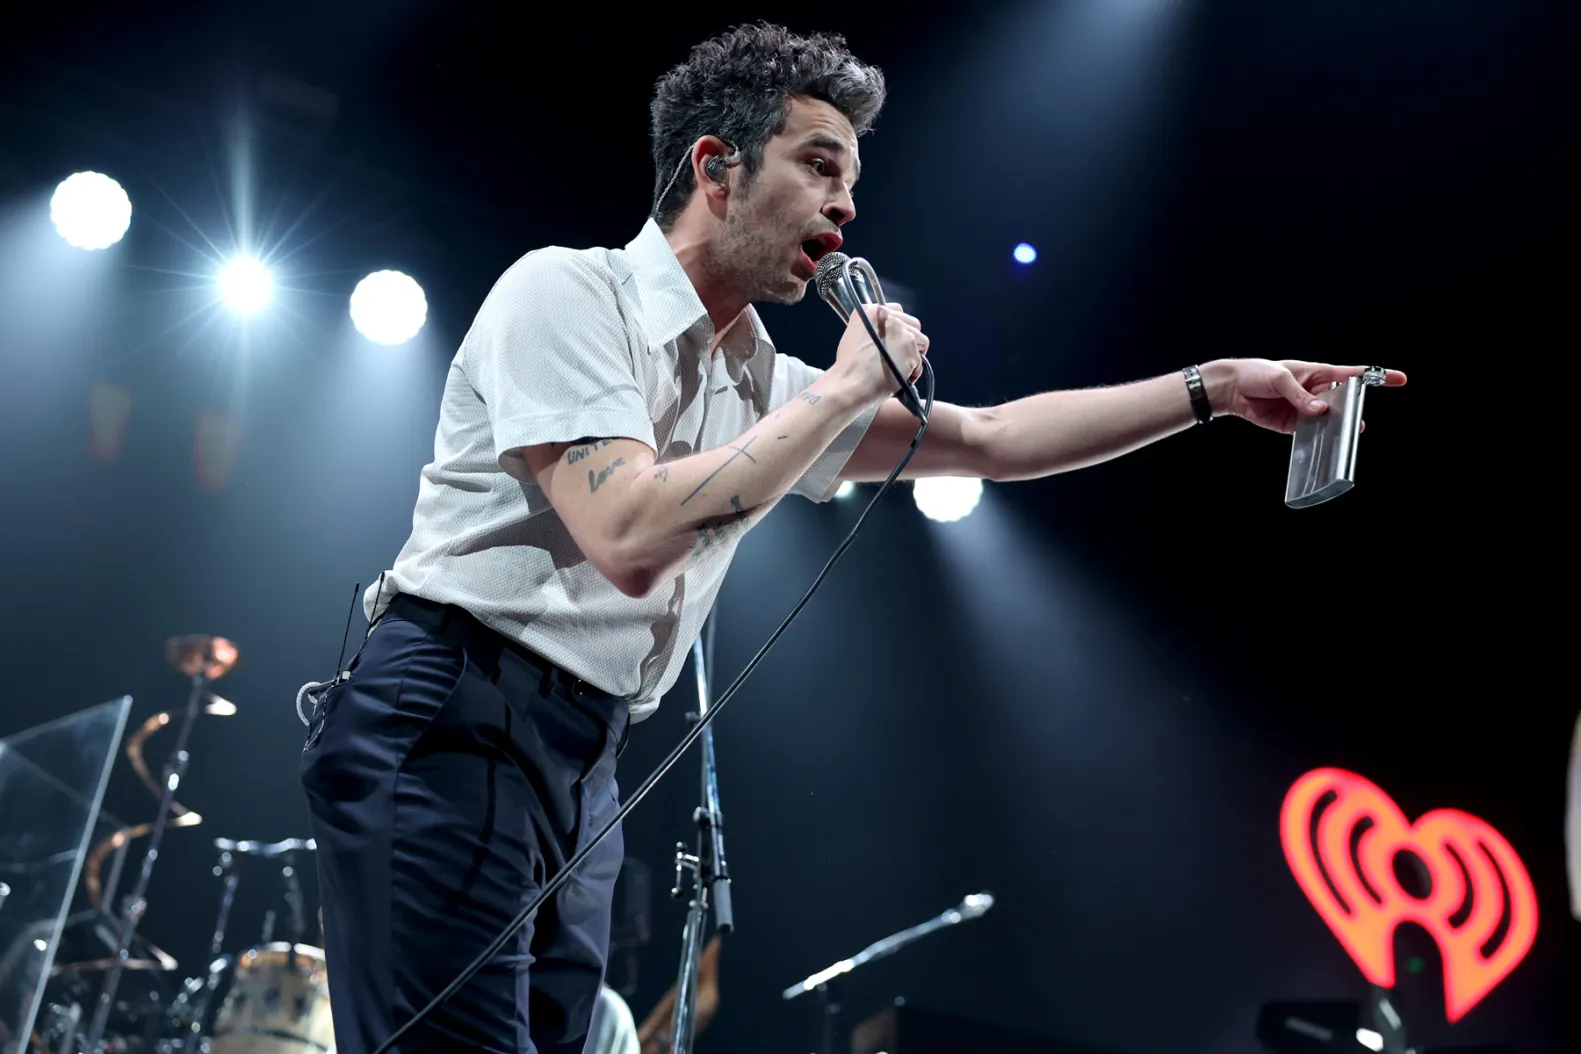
[693,136,740,190]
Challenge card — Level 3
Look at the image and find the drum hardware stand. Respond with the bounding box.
[283,846,306,947]
[241,840,311,953]
[163,837,318,1052]
[666,613,733,1054]
[814,984,840,1054]
[170,843,241,1048]
[208,849,240,966]
[263,844,308,972]
[54,1003,82,1054]
[84,635,239,1054]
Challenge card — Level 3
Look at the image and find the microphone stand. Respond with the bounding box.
[84,662,213,1053]
[781,893,995,1054]
[666,613,732,1054]
[1367,984,1413,1054]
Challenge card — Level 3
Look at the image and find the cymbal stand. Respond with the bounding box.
[283,848,306,946]
[277,846,306,973]
[243,841,310,956]
[208,848,239,964]
[164,842,240,1052]
[99,839,132,925]
[666,614,733,1054]
[84,661,212,1052]
[178,844,241,1043]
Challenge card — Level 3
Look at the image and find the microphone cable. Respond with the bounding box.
[371,269,933,1054]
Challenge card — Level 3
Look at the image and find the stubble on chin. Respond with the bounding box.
[762,279,808,306]
[709,220,806,306]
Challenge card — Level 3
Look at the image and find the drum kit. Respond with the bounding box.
[23,636,335,1054]
[15,628,986,1054]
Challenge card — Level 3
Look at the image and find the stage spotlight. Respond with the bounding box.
[1012,242,1037,264]
[350,269,428,345]
[913,477,982,523]
[50,172,132,250]
[204,694,238,717]
[220,257,272,315]
[834,481,856,500]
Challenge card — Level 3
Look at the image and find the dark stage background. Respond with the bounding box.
[0,2,1573,1052]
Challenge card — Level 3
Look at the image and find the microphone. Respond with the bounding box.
[779,889,994,999]
[813,251,926,419]
[952,891,994,922]
[813,250,872,319]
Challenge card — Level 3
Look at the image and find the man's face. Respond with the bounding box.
[707,95,860,306]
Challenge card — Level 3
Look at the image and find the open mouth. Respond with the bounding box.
[801,233,843,265]
[797,233,843,278]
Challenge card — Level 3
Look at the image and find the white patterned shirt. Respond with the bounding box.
[364,219,875,721]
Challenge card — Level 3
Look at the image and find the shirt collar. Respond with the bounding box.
[623,218,773,371]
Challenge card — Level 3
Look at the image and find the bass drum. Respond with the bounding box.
[209,943,335,1054]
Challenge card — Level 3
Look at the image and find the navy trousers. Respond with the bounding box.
[301,593,627,1054]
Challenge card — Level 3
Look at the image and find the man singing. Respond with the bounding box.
[300,22,1405,1054]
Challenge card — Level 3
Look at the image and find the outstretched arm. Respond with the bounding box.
[839,359,1407,483]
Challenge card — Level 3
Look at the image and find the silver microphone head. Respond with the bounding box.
[813,251,854,320]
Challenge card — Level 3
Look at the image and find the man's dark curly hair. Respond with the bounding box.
[650,23,886,230]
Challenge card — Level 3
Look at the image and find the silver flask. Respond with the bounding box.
[1285,366,1388,508]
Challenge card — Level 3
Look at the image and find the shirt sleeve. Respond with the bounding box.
[771,352,878,502]
[460,248,658,482]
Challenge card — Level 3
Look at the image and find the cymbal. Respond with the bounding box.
[44,911,181,973]
[165,635,240,680]
[49,956,172,977]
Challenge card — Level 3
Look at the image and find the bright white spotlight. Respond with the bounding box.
[220,258,272,315]
[1013,242,1037,264]
[350,270,428,345]
[204,694,238,717]
[1355,1029,1383,1052]
[913,476,983,523]
[834,480,856,500]
[50,172,132,250]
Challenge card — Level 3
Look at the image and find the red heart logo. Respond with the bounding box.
[1280,768,1538,1022]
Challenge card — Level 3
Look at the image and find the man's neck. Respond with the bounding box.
[664,222,748,351]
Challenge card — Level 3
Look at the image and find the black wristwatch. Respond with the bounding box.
[1182,364,1213,425]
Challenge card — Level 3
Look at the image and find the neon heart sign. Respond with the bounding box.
[1280,768,1537,1022]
